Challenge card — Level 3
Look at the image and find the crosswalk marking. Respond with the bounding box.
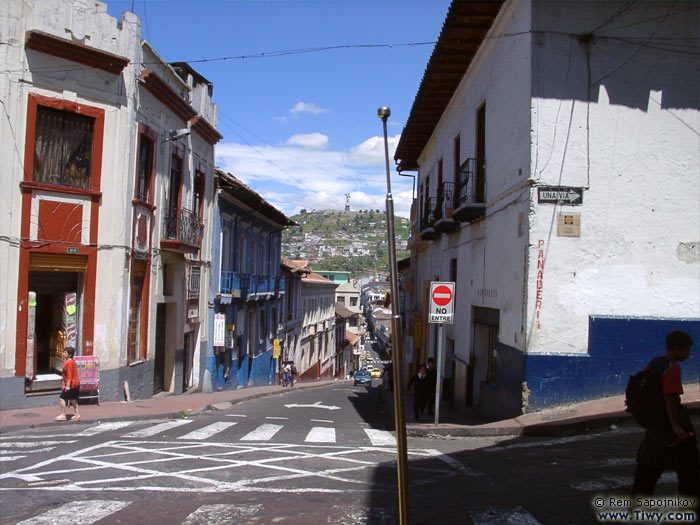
[16,500,131,525]
[240,423,283,441]
[0,455,26,461]
[363,429,396,447]
[78,421,135,436]
[178,422,237,441]
[471,506,542,524]
[305,426,336,443]
[123,419,193,438]
[182,503,262,525]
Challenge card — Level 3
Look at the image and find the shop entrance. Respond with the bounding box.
[26,270,83,381]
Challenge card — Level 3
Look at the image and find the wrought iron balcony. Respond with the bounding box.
[419,196,438,241]
[454,158,486,222]
[161,207,202,253]
[434,181,459,234]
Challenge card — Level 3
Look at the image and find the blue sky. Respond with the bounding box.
[105,0,452,218]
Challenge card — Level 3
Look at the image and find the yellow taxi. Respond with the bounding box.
[370,368,382,378]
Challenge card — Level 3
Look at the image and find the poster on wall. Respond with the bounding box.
[213,314,225,347]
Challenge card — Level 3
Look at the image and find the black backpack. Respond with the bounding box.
[624,357,669,428]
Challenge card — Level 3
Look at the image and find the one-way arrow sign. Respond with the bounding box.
[537,186,584,205]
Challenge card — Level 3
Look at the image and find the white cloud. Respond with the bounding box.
[215,133,413,219]
[285,132,329,150]
[289,101,330,115]
[346,134,400,166]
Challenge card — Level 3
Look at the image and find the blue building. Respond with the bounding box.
[205,170,295,391]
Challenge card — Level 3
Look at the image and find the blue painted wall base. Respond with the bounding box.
[523,316,700,412]
[206,349,278,391]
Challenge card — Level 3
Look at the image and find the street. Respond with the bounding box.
[0,383,695,524]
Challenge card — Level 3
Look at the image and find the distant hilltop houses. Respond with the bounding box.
[281,209,410,273]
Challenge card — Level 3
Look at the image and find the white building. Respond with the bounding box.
[395,0,700,418]
[0,0,221,407]
[279,257,309,367]
[298,272,337,381]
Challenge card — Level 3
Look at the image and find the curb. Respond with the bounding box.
[383,390,700,438]
[0,380,338,433]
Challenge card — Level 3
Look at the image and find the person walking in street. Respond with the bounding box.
[632,330,698,501]
[282,362,291,387]
[56,346,80,421]
[426,357,437,415]
[290,364,297,387]
[407,364,431,421]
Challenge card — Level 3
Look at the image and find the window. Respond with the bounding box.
[338,296,345,305]
[259,310,265,345]
[453,134,460,184]
[33,106,94,189]
[188,265,201,300]
[167,154,182,211]
[136,133,154,201]
[350,297,358,307]
[476,103,486,203]
[193,170,204,220]
[349,317,358,327]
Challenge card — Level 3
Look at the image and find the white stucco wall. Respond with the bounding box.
[527,0,700,355]
[414,0,533,371]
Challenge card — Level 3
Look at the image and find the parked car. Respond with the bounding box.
[354,370,372,386]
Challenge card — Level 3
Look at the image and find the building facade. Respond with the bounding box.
[207,170,294,391]
[0,0,221,407]
[279,257,308,372]
[298,272,337,381]
[395,0,700,418]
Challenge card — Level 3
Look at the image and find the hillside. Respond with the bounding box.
[281,209,410,277]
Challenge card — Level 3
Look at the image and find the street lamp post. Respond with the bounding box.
[378,106,409,524]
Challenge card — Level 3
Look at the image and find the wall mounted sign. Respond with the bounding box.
[538,186,583,205]
[557,212,581,237]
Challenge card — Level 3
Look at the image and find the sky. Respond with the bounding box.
[104,0,453,218]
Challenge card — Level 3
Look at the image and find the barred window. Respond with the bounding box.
[188,266,201,300]
[33,106,94,189]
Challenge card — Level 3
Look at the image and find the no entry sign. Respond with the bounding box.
[429,281,455,324]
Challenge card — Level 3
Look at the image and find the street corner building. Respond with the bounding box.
[395,0,700,419]
[0,0,223,408]
[206,170,295,392]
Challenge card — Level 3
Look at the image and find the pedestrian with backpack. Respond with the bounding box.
[630,330,698,500]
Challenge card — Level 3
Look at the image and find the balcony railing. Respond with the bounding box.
[419,197,438,241]
[220,272,285,298]
[163,207,202,249]
[434,181,459,234]
[454,158,486,222]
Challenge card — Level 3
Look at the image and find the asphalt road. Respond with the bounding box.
[1,383,697,524]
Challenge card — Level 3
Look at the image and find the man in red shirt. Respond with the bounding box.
[632,330,697,499]
[56,346,81,421]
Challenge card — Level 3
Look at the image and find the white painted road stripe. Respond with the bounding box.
[471,506,542,525]
[16,500,131,525]
[178,422,237,441]
[363,429,396,447]
[305,427,336,443]
[0,455,26,461]
[123,420,193,438]
[0,441,76,448]
[78,421,135,436]
[239,424,283,441]
[265,416,289,420]
[226,414,247,418]
[311,419,334,423]
[182,503,262,524]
